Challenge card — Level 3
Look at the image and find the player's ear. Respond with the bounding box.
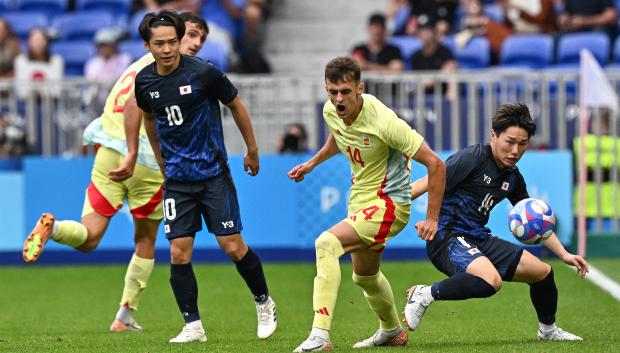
[143,41,149,50]
[490,129,497,142]
[358,81,364,94]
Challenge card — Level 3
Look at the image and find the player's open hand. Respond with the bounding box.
[288,162,313,182]
[244,149,259,176]
[415,219,438,241]
[561,253,589,278]
[108,153,136,182]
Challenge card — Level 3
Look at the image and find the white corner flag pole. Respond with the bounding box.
[578,49,620,258]
[578,50,588,258]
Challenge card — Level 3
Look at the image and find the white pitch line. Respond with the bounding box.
[584,265,620,302]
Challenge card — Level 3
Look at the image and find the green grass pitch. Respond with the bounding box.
[0,260,618,353]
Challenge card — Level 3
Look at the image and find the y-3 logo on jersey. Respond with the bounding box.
[478,193,494,215]
[221,220,234,229]
[483,174,492,184]
[149,91,160,99]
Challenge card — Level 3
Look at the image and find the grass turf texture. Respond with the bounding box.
[0,260,618,353]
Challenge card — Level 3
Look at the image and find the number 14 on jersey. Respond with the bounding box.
[346,146,365,167]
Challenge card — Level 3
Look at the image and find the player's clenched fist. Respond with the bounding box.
[415,219,438,241]
[288,163,313,182]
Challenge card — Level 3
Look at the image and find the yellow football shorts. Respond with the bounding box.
[344,196,411,252]
[82,146,164,220]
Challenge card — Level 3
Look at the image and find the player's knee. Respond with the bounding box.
[488,273,503,291]
[534,263,552,282]
[170,245,191,263]
[76,237,100,253]
[351,271,379,289]
[222,243,245,261]
[315,231,344,258]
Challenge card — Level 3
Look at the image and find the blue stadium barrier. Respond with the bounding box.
[555,31,610,68]
[50,40,96,76]
[0,151,573,264]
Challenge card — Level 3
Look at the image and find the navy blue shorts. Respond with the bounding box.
[162,173,243,239]
[426,234,523,281]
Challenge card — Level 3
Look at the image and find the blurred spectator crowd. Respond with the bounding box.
[352,0,620,76]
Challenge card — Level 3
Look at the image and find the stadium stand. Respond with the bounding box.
[198,40,229,72]
[51,40,96,76]
[556,31,610,68]
[4,11,47,40]
[53,11,116,40]
[75,0,130,16]
[15,0,67,17]
[388,36,421,70]
[443,36,490,69]
[500,34,554,69]
[118,39,147,61]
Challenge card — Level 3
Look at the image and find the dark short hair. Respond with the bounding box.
[368,13,386,27]
[180,12,209,36]
[492,102,537,138]
[139,9,185,42]
[325,56,361,84]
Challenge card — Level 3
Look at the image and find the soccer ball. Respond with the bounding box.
[508,198,556,245]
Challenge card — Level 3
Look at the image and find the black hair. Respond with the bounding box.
[138,9,185,42]
[368,13,386,28]
[325,56,361,84]
[492,102,537,138]
[180,12,209,36]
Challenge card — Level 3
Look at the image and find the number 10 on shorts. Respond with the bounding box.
[164,198,177,220]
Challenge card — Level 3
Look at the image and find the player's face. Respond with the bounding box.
[180,21,207,56]
[146,26,180,73]
[325,78,364,123]
[490,126,530,168]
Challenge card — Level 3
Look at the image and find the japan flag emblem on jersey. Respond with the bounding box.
[179,85,192,95]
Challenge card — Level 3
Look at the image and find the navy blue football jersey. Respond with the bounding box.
[437,144,529,240]
[135,55,238,181]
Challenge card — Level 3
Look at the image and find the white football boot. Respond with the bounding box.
[403,285,433,331]
[352,327,408,348]
[537,327,583,341]
[293,335,333,352]
[169,321,207,343]
[256,296,277,339]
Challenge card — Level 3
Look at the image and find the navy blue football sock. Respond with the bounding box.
[234,247,269,303]
[430,272,496,300]
[530,269,557,325]
[170,263,200,323]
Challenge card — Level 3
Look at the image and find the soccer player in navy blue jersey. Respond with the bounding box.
[132,10,276,343]
[403,103,589,341]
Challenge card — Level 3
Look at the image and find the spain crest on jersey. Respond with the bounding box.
[362,135,370,147]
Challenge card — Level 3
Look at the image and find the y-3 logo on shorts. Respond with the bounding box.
[221,220,234,229]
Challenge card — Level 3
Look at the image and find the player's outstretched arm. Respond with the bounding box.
[288,133,339,183]
[410,175,429,200]
[542,232,589,278]
[143,113,165,176]
[226,96,259,176]
[412,142,446,241]
[109,94,140,182]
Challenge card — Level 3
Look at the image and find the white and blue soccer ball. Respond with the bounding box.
[508,198,556,245]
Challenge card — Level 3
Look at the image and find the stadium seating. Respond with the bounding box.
[129,10,148,39]
[443,36,490,69]
[4,11,47,40]
[15,0,67,18]
[388,36,421,70]
[53,11,116,40]
[500,34,554,69]
[198,40,229,72]
[201,0,244,41]
[0,0,11,13]
[76,0,130,16]
[51,40,96,76]
[556,31,610,67]
[119,40,147,61]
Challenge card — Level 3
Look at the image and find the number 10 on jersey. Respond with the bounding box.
[165,105,183,126]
